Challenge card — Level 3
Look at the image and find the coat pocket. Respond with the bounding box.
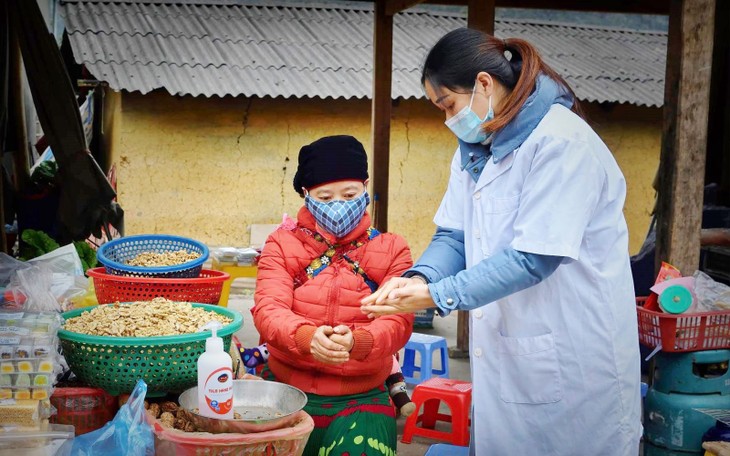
[482,194,520,214]
[498,332,562,404]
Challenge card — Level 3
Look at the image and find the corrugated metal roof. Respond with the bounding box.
[61,1,666,106]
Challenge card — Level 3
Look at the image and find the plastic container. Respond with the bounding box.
[636,297,730,352]
[87,268,230,305]
[97,234,209,278]
[0,423,74,455]
[149,410,314,456]
[197,323,233,420]
[49,387,118,435]
[57,303,243,396]
[658,284,694,314]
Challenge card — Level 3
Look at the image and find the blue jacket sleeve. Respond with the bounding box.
[428,247,563,316]
[404,227,466,283]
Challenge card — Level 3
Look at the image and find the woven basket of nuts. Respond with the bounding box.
[97,234,209,278]
[58,299,243,397]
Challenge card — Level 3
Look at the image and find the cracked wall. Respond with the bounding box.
[111,92,660,257]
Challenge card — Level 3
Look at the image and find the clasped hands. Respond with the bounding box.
[310,325,354,365]
[311,277,435,365]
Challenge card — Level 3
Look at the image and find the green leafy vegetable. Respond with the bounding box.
[20,229,60,260]
[19,229,97,273]
[73,241,97,272]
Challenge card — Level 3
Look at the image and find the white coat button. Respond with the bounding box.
[474,192,481,200]
[474,309,483,319]
[474,347,483,357]
[474,230,480,239]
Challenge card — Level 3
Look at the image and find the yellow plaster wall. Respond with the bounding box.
[112,91,660,257]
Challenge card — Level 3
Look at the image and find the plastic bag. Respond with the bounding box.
[61,379,154,456]
[69,276,98,308]
[7,244,88,312]
[0,252,30,286]
[693,270,730,312]
[0,253,32,309]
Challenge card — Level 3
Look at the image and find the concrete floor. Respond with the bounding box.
[227,279,472,456]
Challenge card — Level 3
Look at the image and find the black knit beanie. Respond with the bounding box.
[293,135,369,196]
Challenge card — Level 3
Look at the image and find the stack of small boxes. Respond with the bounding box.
[0,310,62,430]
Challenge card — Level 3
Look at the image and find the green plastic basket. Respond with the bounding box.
[58,303,243,397]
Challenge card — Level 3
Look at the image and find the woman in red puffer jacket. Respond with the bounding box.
[253,135,414,456]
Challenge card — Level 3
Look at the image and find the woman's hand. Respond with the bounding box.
[360,277,436,318]
[329,325,354,352]
[310,325,350,364]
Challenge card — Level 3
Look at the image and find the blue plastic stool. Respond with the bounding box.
[425,443,470,456]
[401,333,449,385]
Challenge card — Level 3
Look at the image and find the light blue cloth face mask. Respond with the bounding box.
[304,191,370,238]
[444,80,494,144]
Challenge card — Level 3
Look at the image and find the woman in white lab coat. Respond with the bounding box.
[361,28,642,455]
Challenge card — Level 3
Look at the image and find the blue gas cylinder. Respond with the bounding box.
[644,350,730,454]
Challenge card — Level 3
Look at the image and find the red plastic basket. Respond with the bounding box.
[50,387,118,435]
[636,296,730,352]
[149,410,314,456]
[87,267,230,305]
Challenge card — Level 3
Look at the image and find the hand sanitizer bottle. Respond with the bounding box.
[197,322,234,419]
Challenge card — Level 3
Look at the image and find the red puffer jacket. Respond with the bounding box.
[253,207,414,396]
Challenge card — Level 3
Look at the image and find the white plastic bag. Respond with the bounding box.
[693,270,730,312]
[8,244,87,312]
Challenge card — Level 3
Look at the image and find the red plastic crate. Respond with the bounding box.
[636,297,730,352]
[50,387,118,435]
[88,267,230,304]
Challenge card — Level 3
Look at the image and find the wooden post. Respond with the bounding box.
[371,0,424,232]
[371,0,393,233]
[448,0,497,359]
[655,0,715,276]
[467,0,495,33]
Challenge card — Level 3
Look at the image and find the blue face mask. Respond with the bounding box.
[444,80,494,144]
[305,191,370,238]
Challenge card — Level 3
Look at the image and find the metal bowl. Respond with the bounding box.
[178,379,308,434]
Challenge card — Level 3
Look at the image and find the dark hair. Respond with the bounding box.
[421,28,584,132]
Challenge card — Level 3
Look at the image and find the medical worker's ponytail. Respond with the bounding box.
[421,28,584,133]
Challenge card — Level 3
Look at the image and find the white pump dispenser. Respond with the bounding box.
[197,321,234,419]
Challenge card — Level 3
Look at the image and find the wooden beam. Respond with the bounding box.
[424,0,670,15]
[385,0,425,16]
[655,0,715,276]
[371,0,393,233]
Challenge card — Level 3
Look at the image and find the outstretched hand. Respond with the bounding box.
[360,277,436,318]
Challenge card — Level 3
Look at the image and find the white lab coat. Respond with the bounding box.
[434,105,642,455]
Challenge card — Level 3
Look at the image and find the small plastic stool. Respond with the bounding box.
[401,378,472,446]
[401,333,449,384]
[425,443,470,456]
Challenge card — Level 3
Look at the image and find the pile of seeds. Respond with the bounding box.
[63,298,232,337]
[127,250,200,267]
